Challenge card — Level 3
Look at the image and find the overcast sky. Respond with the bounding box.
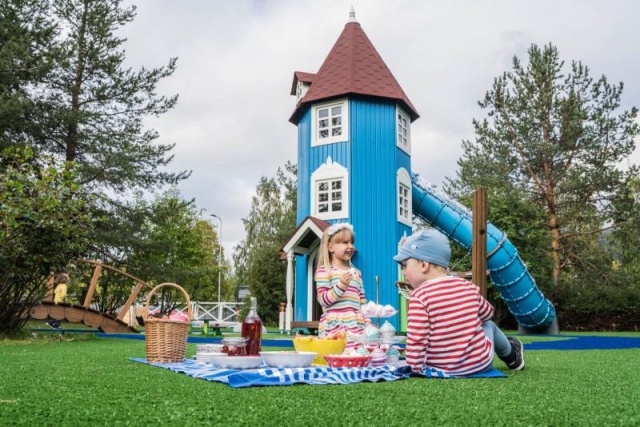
[120,0,640,257]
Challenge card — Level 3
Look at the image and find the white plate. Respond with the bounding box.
[207,355,264,370]
[380,336,405,345]
[259,351,317,368]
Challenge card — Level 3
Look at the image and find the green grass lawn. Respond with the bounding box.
[1,332,640,426]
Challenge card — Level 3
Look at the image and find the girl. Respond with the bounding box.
[315,223,369,345]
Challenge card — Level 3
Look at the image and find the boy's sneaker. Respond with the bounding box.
[506,336,525,370]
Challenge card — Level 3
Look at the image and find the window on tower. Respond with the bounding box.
[312,99,348,146]
[311,157,349,220]
[397,168,412,225]
[396,107,411,154]
[317,179,343,213]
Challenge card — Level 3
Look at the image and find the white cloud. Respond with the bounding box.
[121,0,640,255]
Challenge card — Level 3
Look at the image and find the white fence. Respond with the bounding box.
[190,301,243,326]
[129,301,243,327]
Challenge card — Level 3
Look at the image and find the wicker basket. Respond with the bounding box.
[144,283,192,363]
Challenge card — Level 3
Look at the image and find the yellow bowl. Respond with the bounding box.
[293,337,346,365]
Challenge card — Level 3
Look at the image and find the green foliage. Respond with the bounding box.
[447,43,640,286]
[0,0,58,152]
[1,1,204,325]
[46,0,188,190]
[550,273,640,331]
[111,188,224,304]
[233,162,297,324]
[0,146,94,333]
[608,178,640,282]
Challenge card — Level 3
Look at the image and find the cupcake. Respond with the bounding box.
[379,321,396,342]
[365,325,380,344]
[370,347,387,367]
[355,345,370,356]
[385,346,401,365]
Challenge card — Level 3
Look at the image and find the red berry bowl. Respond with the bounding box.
[324,354,373,368]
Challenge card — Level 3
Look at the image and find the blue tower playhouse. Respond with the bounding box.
[281,11,557,334]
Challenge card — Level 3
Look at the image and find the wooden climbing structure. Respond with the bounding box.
[29,260,153,333]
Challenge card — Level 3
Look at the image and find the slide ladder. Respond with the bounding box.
[411,180,557,332]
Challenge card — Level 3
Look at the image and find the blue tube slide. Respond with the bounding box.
[411,180,556,330]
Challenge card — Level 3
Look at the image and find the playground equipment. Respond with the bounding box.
[28,301,137,333]
[411,178,558,334]
[29,260,241,332]
[29,260,146,333]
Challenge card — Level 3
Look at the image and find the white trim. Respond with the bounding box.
[311,98,349,146]
[282,218,324,254]
[311,157,349,220]
[285,251,294,332]
[306,249,318,321]
[397,168,412,226]
[296,81,310,102]
[396,106,411,154]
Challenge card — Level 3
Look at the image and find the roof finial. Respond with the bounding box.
[348,5,358,23]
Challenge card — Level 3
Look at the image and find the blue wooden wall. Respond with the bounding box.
[294,97,413,329]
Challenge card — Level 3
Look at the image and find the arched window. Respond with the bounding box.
[397,168,412,225]
[311,157,349,220]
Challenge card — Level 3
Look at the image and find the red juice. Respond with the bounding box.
[241,297,262,356]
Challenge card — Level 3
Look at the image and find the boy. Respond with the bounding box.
[393,229,525,375]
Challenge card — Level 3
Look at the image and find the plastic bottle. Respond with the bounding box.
[241,297,262,355]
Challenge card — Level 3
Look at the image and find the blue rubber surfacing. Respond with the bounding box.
[523,335,640,350]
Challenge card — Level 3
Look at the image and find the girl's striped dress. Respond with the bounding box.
[315,265,367,344]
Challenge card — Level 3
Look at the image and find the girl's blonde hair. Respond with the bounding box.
[317,223,355,273]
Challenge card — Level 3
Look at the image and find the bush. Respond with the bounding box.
[0,147,95,334]
[548,280,640,331]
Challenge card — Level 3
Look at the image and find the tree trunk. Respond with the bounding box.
[549,212,561,283]
[66,1,89,162]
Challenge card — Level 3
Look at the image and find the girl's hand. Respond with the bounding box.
[340,272,353,287]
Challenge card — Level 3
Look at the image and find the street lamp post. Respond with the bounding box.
[210,214,223,323]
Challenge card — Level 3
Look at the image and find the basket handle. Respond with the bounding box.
[144,282,192,321]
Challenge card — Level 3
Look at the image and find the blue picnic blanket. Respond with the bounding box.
[130,358,506,387]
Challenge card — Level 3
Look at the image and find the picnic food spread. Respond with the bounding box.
[222,337,248,356]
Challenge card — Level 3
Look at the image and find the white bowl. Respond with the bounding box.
[259,351,317,368]
[207,355,264,370]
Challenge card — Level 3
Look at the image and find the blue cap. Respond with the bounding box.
[393,229,451,267]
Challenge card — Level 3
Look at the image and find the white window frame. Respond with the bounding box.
[396,106,411,154]
[311,98,349,146]
[296,81,309,102]
[397,168,412,225]
[311,157,349,220]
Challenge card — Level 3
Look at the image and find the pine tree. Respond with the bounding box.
[447,43,639,284]
[45,0,188,192]
[0,0,57,154]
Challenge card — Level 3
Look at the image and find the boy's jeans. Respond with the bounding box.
[482,320,512,359]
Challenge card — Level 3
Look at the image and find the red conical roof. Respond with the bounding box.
[290,18,419,124]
